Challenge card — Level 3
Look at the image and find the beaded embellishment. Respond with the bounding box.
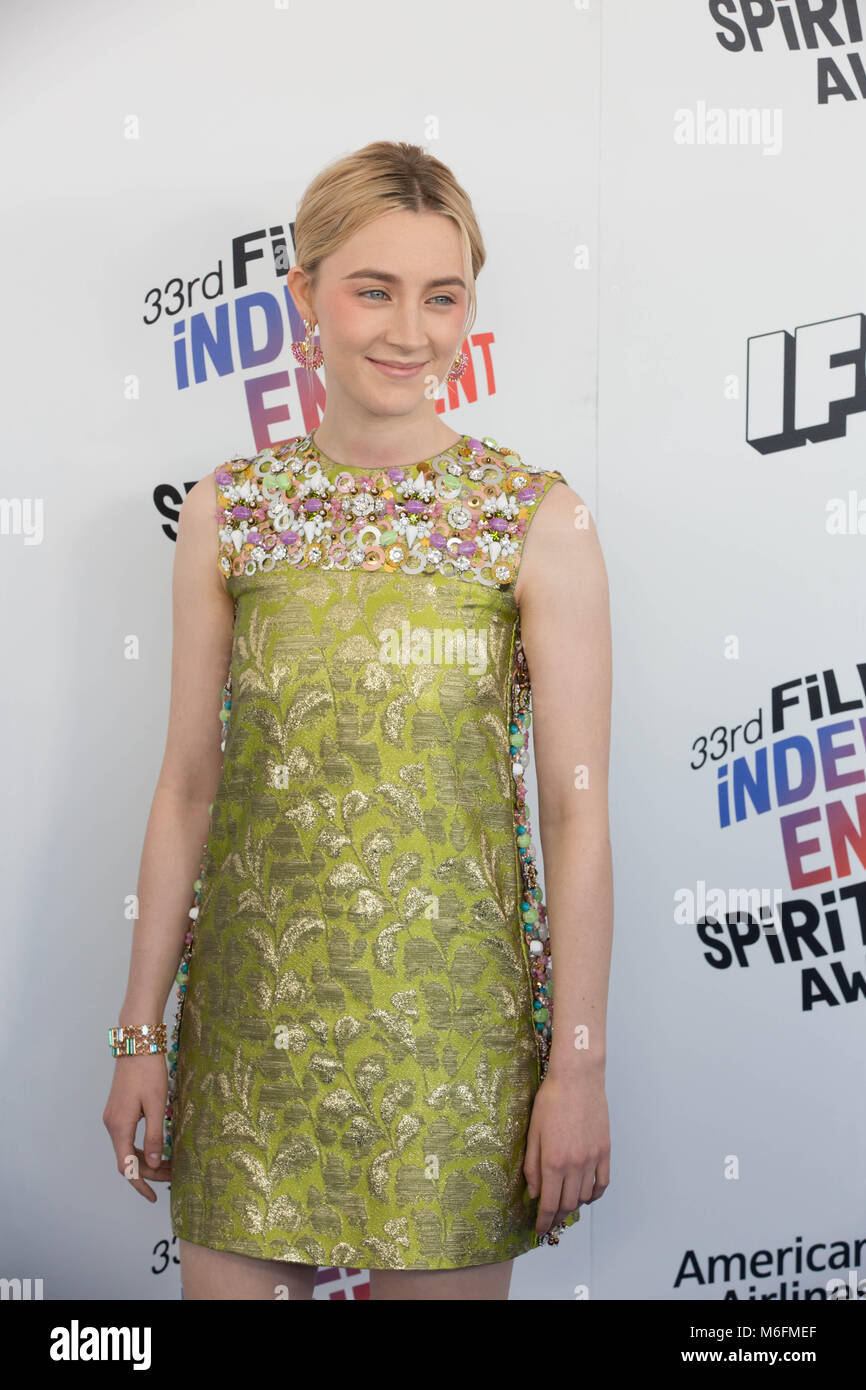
[510,631,571,1246]
[214,432,560,589]
[510,633,554,1078]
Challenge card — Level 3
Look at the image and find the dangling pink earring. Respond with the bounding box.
[291,318,324,370]
[445,346,468,382]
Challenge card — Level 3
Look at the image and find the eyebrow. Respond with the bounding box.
[342,268,467,290]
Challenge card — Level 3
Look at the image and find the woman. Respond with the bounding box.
[103,140,613,1301]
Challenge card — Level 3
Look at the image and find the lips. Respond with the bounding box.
[366,357,428,379]
[369,358,427,367]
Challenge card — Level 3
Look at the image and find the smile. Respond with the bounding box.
[366,357,428,379]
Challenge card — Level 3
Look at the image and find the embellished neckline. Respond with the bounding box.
[290,430,474,478]
[215,430,552,589]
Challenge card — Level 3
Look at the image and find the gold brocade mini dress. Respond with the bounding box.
[166,429,580,1270]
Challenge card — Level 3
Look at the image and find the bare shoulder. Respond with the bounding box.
[177,466,221,534]
[515,475,607,609]
[173,465,229,601]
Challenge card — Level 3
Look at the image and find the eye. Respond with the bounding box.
[357,290,457,306]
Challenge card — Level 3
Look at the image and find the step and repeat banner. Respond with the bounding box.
[594,1,866,1301]
[1,0,862,1303]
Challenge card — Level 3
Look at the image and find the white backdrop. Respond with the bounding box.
[1,0,862,1302]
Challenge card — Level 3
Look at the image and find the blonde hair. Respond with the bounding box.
[293,141,486,342]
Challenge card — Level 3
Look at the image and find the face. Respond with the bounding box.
[287,208,469,419]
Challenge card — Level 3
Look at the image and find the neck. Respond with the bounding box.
[310,391,464,471]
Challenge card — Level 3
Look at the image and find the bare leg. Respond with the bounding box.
[178,1238,318,1301]
[370,1258,513,1301]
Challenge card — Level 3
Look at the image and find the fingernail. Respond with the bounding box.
[149,1152,160,1164]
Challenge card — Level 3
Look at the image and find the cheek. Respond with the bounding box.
[329,298,374,348]
[434,305,464,339]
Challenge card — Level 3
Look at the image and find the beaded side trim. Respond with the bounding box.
[214,433,564,589]
[162,675,231,1162]
[510,629,569,1247]
[511,631,554,1075]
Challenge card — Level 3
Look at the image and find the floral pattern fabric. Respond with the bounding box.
[169,432,579,1270]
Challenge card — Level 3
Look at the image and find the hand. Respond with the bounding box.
[524,1067,610,1236]
[103,1054,173,1202]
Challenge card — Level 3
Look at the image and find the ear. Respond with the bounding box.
[286,265,314,321]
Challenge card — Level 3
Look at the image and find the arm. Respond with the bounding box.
[103,470,234,1200]
[515,479,614,1233]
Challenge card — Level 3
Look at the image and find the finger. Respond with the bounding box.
[523,1124,542,1200]
[109,1116,160,1202]
[577,1165,598,1206]
[555,1174,583,1225]
[536,1169,565,1236]
[133,1146,172,1186]
[142,1092,167,1169]
[115,1140,157,1202]
[586,1154,611,1203]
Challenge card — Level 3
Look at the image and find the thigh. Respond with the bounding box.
[177,1238,318,1301]
[369,1258,513,1302]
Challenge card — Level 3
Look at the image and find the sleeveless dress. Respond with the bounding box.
[166,429,580,1271]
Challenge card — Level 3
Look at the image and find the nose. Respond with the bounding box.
[381,298,428,353]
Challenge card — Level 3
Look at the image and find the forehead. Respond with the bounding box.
[325,209,464,276]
